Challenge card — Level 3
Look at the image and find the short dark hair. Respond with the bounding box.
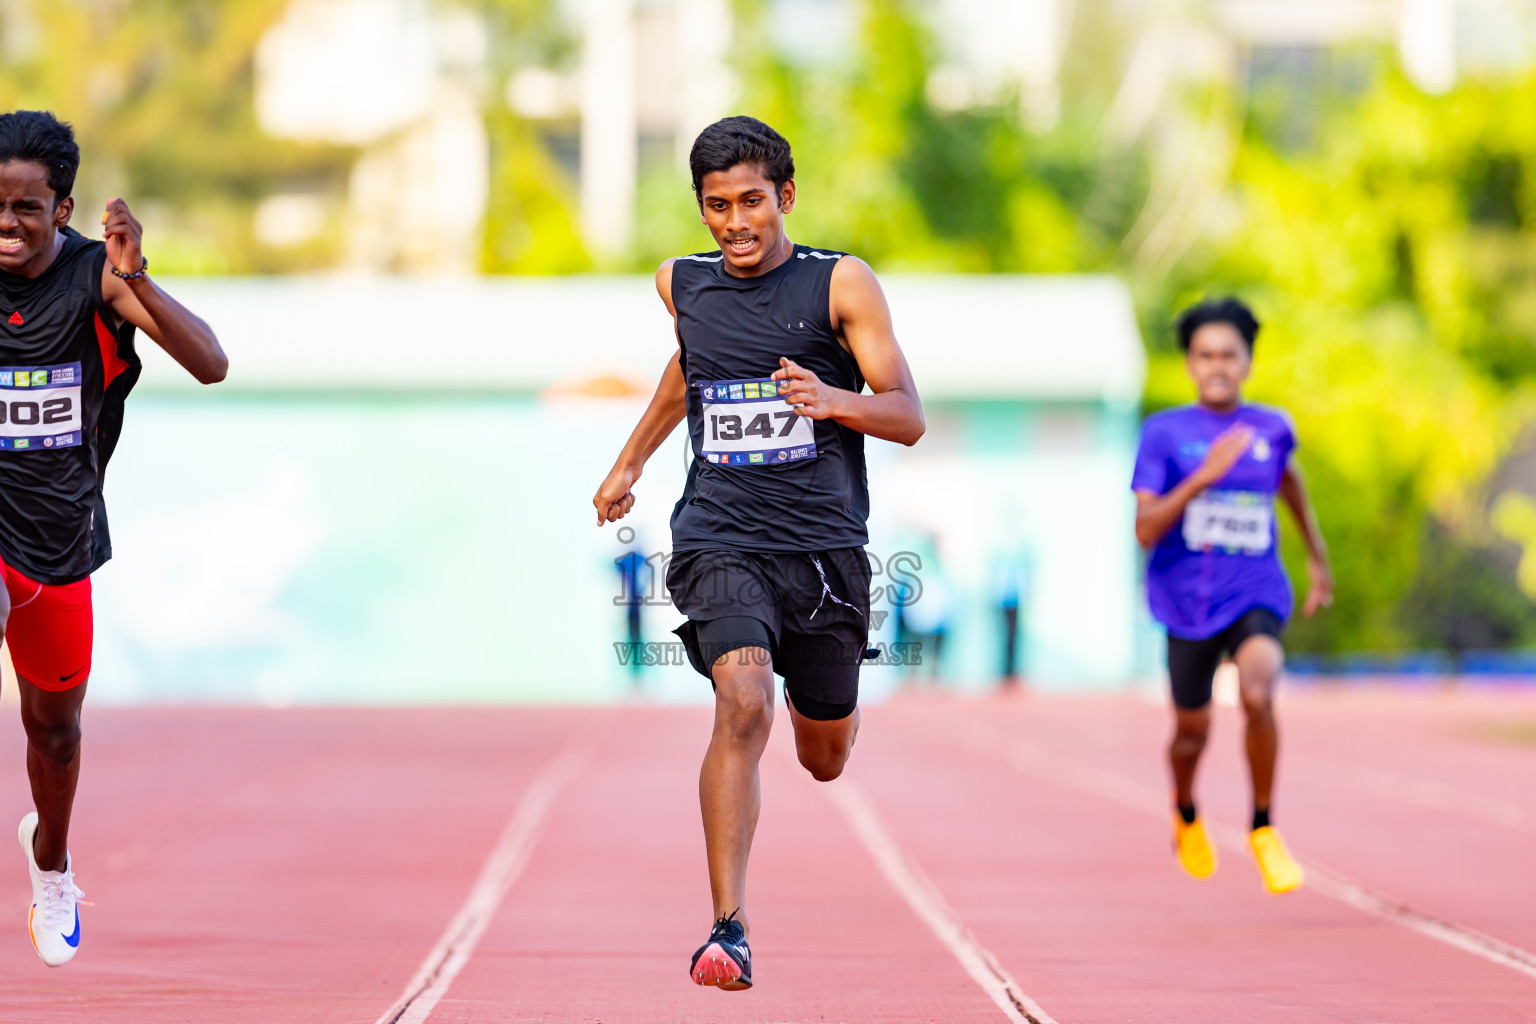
[0,110,79,202]
[1176,297,1260,352]
[689,116,794,201]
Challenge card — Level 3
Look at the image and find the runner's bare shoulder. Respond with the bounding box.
[656,258,679,317]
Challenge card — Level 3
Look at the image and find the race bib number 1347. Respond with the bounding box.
[0,362,83,451]
[698,377,817,466]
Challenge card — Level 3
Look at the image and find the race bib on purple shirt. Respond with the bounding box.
[1183,490,1273,555]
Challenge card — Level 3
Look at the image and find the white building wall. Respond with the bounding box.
[579,0,639,261]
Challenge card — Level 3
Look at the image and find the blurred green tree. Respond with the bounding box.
[712,0,1148,273]
[0,0,355,272]
[719,0,1536,655]
[1145,59,1536,653]
[478,0,588,272]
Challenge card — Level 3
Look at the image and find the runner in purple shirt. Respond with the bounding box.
[1132,297,1333,895]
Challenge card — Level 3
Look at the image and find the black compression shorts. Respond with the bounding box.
[1165,606,1284,710]
[668,548,871,721]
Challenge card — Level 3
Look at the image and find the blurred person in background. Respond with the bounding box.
[0,110,226,966]
[593,116,924,992]
[1131,298,1331,896]
[894,531,951,682]
[990,537,1032,687]
[613,530,650,685]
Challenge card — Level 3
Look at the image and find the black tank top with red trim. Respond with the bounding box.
[0,227,141,585]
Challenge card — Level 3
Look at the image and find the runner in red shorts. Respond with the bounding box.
[0,110,227,966]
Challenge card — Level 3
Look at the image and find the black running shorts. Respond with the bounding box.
[1165,606,1285,711]
[668,548,871,721]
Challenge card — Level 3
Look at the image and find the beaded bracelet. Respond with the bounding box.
[110,258,149,281]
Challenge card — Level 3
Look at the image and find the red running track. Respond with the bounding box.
[0,688,1530,1022]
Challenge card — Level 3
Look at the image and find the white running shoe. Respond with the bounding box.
[18,812,83,967]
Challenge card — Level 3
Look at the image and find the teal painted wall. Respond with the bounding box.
[85,392,1149,704]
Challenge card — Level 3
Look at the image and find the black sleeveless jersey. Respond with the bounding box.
[0,228,141,585]
[670,244,869,553]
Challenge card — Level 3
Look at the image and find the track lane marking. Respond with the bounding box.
[818,774,1059,1024]
[1303,863,1536,981]
[996,737,1536,985]
[375,745,587,1024]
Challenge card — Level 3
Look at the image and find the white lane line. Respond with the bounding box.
[1305,864,1536,981]
[821,778,1059,1024]
[376,746,587,1024]
[1000,739,1536,985]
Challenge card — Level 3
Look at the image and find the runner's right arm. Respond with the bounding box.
[593,260,688,526]
[1134,424,1254,547]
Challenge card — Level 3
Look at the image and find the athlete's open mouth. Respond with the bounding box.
[725,236,756,255]
[0,237,24,251]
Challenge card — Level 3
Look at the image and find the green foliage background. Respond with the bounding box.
[686,0,1536,656]
[633,0,1536,655]
[3,0,1535,653]
[0,0,355,272]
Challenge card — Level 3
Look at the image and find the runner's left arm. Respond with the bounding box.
[1279,458,1334,617]
[772,256,924,446]
[98,199,228,385]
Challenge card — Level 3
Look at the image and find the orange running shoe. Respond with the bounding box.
[1249,826,1305,894]
[1172,813,1217,879]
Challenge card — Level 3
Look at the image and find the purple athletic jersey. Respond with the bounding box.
[1131,404,1296,639]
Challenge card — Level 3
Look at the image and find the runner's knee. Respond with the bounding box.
[1171,730,1206,758]
[797,742,851,782]
[786,687,857,781]
[1233,631,1283,678]
[23,714,80,766]
[800,755,846,783]
[713,675,773,743]
[1171,712,1209,755]
[1240,685,1275,719]
[1235,649,1280,718]
[718,702,772,746]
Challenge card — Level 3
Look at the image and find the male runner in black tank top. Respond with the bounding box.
[594,117,925,990]
[0,111,227,967]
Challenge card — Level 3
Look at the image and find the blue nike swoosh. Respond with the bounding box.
[62,908,79,948]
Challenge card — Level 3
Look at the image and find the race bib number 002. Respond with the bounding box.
[0,362,82,451]
[698,377,817,466]
[1183,490,1273,554]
